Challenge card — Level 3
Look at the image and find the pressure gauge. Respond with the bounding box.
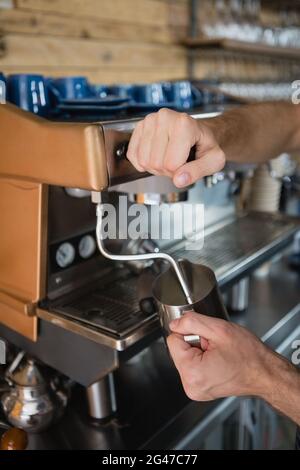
[79,235,96,259]
[56,242,75,268]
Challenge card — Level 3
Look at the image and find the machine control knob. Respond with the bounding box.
[115,141,197,163]
[115,141,129,161]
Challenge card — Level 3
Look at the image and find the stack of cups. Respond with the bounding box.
[249,164,282,213]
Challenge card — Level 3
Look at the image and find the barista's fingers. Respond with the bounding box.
[173,146,226,188]
[163,116,197,174]
[167,333,203,371]
[136,113,157,169]
[127,121,146,172]
[163,139,195,177]
[170,312,218,340]
[147,124,171,176]
[187,336,209,352]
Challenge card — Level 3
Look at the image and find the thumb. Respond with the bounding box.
[173,146,226,188]
[170,311,218,340]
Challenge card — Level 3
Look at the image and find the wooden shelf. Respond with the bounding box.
[182,37,300,60]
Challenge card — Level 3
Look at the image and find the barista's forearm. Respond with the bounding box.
[203,102,300,163]
[260,351,300,426]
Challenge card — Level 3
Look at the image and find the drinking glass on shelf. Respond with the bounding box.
[228,0,244,40]
[201,0,219,38]
[213,0,228,38]
[247,0,262,42]
[262,26,276,46]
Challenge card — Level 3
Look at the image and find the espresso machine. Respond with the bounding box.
[0,100,299,449]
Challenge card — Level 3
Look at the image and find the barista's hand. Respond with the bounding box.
[167,312,276,401]
[127,108,225,188]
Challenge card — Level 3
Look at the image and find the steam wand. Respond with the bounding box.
[95,201,193,305]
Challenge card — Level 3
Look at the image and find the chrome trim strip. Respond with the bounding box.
[173,396,238,450]
[262,303,300,343]
[276,324,300,356]
[101,109,224,132]
[37,308,160,351]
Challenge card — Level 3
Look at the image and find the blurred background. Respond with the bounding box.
[0,0,188,83]
[0,0,300,452]
[1,0,300,89]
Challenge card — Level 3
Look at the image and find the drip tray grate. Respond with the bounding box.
[52,277,154,337]
[171,212,300,284]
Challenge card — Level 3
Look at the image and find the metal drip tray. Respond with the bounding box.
[51,275,156,338]
[171,212,300,287]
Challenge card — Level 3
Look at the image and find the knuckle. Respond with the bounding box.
[127,149,138,165]
[157,107,171,120]
[179,111,190,120]
[137,164,146,172]
[185,388,199,402]
[181,313,197,332]
[218,320,233,338]
[185,388,202,401]
[138,158,149,169]
[177,112,191,129]
[137,146,148,167]
[126,149,133,161]
[135,120,144,132]
[132,159,145,172]
[149,161,163,173]
[144,112,156,125]
[164,158,178,173]
[183,375,200,401]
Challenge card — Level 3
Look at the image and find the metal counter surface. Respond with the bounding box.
[26,255,300,450]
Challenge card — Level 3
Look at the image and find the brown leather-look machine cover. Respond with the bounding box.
[0,104,109,340]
